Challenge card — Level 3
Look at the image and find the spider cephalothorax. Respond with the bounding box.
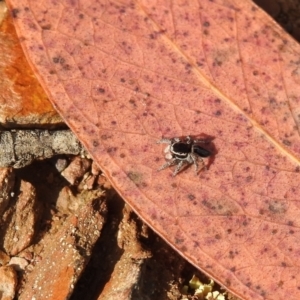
[157,136,211,176]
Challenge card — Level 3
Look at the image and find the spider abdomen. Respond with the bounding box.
[193,145,211,157]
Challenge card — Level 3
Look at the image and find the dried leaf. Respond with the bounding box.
[0,4,62,127]
[5,0,300,299]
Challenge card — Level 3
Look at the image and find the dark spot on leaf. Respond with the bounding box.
[101,134,110,140]
[260,290,266,297]
[127,171,143,184]
[52,56,65,64]
[253,70,259,76]
[213,58,223,67]
[98,88,105,93]
[120,153,126,158]
[79,13,84,19]
[111,121,117,125]
[227,229,232,234]
[281,262,287,267]
[282,139,291,146]
[138,182,148,189]
[28,21,37,30]
[185,63,191,70]
[41,24,51,30]
[230,267,236,272]
[129,99,136,107]
[203,21,210,27]
[289,229,294,234]
[188,194,195,200]
[175,237,184,244]
[228,251,234,258]
[93,141,99,147]
[245,175,253,182]
[11,8,20,18]
[180,246,187,252]
[171,183,177,188]
[202,199,210,207]
[63,64,72,71]
[278,280,284,287]
[107,147,117,153]
[225,279,231,286]
[288,221,294,226]
[120,78,126,83]
[215,234,221,240]
[215,110,221,116]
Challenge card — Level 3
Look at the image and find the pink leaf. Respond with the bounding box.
[6,0,300,299]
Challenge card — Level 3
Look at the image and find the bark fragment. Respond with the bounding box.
[0,130,84,168]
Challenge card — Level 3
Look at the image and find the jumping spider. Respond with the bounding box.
[157,136,211,176]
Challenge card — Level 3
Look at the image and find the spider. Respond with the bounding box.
[157,136,211,176]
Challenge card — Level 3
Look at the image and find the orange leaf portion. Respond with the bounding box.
[6,0,300,299]
[0,4,62,127]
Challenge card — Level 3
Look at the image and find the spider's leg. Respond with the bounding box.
[156,138,172,144]
[190,153,199,174]
[193,138,207,143]
[186,136,192,144]
[157,158,177,171]
[173,160,185,177]
[198,156,207,171]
